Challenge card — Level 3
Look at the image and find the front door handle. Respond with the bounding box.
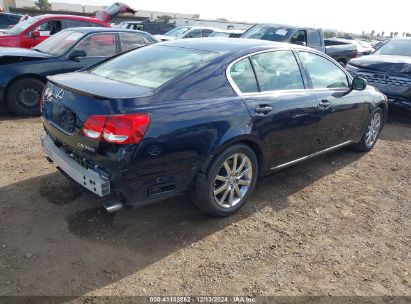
[318,99,331,110]
[255,104,275,115]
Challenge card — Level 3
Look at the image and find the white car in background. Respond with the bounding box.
[155,26,217,41]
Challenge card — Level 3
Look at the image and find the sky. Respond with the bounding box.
[53,0,410,35]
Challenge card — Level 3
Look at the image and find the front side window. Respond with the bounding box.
[299,51,348,89]
[230,58,259,93]
[202,29,214,37]
[250,51,304,91]
[92,45,217,89]
[74,33,116,57]
[163,26,192,38]
[34,20,62,36]
[185,29,202,38]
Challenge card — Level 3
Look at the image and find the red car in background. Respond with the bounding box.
[0,15,109,48]
[0,3,135,48]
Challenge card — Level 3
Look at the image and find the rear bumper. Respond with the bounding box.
[41,134,111,197]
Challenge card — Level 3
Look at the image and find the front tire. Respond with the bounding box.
[191,144,258,217]
[352,108,383,152]
[6,78,44,116]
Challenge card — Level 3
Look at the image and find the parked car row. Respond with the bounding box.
[0,28,156,115]
[40,39,387,216]
[1,8,399,216]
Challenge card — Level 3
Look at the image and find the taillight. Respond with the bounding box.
[83,115,106,140]
[354,50,358,58]
[82,114,150,144]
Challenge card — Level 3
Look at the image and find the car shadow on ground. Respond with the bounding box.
[0,146,365,296]
[0,104,39,122]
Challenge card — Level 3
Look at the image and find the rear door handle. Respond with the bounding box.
[255,104,275,115]
[318,99,331,110]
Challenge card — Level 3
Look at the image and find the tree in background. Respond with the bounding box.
[324,31,336,39]
[381,31,385,37]
[371,30,375,36]
[35,0,51,10]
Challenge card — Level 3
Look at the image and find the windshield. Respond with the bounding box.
[7,16,39,35]
[241,25,292,42]
[92,45,217,89]
[163,27,192,38]
[374,39,411,57]
[34,30,85,56]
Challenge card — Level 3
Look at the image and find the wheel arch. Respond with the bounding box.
[5,74,47,99]
[200,134,268,176]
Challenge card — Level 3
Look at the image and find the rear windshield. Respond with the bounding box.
[91,45,217,89]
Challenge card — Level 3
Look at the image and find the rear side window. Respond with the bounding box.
[92,45,217,88]
[230,58,259,93]
[120,32,147,52]
[250,51,304,91]
[66,19,91,28]
[299,51,348,89]
[308,30,322,46]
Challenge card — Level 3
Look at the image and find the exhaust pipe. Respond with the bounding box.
[102,201,123,213]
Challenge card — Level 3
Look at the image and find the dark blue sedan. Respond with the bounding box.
[41,38,387,217]
[0,27,156,115]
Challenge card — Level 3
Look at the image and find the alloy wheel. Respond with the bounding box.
[365,111,382,147]
[213,153,253,209]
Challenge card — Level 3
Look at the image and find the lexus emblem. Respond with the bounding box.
[55,89,65,101]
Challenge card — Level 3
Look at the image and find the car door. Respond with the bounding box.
[62,32,118,73]
[229,50,321,168]
[297,50,367,149]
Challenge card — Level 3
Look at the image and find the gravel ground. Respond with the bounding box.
[0,106,410,299]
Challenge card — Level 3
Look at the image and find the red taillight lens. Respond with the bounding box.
[83,115,106,140]
[82,114,150,144]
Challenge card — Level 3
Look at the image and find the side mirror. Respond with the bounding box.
[352,76,367,91]
[68,49,87,61]
[30,30,40,39]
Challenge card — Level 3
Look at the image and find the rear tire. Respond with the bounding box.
[6,78,44,116]
[190,144,258,217]
[352,108,383,152]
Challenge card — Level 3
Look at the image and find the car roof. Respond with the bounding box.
[0,12,22,17]
[59,27,150,34]
[256,23,320,31]
[32,14,103,22]
[159,37,308,54]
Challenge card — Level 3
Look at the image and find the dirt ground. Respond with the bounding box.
[0,105,410,299]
